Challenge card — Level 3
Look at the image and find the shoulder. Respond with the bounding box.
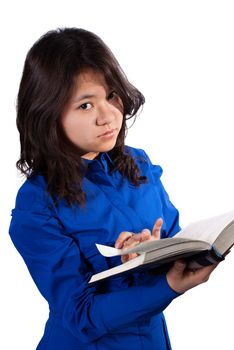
[124,145,163,178]
[124,145,146,158]
[14,175,53,212]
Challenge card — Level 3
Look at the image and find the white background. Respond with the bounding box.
[1,1,234,349]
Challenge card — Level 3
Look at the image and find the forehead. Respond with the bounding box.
[75,69,108,91]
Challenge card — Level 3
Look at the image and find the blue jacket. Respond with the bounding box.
[9,147,180,350]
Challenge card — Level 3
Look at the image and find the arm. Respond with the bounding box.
[9,200,179,343]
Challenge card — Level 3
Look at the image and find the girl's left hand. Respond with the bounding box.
[115,218,163,263]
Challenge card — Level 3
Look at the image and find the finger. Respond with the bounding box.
[122,232,146,249]
[152,218,163,240]
[115,231,133,248]
[129,229,151,243]
[183,262,218,287]
[140,229,151,241]
[172,260,187,274]
[122,238,140,249]
[121,253,138,263]
[123,229,151,249]
[191,263,218,280]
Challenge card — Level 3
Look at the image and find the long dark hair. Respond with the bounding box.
[16,27,146,205]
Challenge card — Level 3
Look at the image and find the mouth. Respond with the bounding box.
[98,129,117,138]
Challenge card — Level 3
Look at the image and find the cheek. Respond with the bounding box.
[61,112,72,133]
[118,113,124,127]
[61,114,82,141]
[114,108,123,124]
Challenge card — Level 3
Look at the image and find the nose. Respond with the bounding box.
[96,102,115,126]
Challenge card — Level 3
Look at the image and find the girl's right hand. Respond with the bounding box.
[115,218,163,263]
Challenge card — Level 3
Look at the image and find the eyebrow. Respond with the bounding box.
[71,94,96,104]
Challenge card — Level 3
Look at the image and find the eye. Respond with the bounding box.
[108,91,123,112]
[108,91,118,100]
[79,102,92,110]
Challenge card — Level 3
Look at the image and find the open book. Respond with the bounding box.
[89,211,234,284]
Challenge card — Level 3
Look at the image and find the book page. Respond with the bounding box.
[95,240,179,257]
[96,237,209,257]
[89,254,146,283]
[175,211,234,244]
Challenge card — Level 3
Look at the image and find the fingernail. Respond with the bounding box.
[142,229,151,235]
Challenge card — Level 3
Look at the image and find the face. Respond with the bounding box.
[61,69,123,160]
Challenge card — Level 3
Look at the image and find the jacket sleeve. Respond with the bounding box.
[9,184,180,343]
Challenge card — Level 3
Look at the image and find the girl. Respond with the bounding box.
[9,27,217,350]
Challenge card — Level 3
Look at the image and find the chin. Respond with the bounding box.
[99,140,118,153]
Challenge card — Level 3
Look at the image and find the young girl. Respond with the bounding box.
[9,27,217,350]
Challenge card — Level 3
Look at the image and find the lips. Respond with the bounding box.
[98,129,116,138]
